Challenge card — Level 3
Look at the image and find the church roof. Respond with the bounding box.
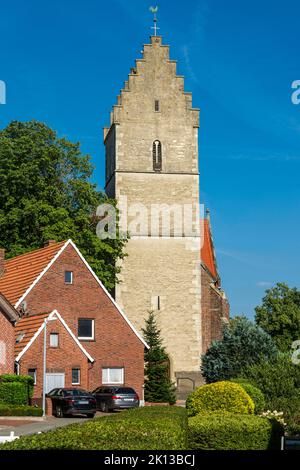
[201,218,218,280]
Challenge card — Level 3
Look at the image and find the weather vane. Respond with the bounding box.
[149,6,159,36]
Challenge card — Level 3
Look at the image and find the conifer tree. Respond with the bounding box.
[142,311,176,404]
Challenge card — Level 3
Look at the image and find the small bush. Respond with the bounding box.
[230,379,265,414]
[0,382,28,405]
[186,381,254,417]
[0,404,43,417]
[0,406,187,450]
[188,412,284,450]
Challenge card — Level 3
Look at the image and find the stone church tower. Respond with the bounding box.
[104,35,204,396]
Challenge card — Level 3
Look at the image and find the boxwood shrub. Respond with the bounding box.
[188,412,284,450]
[0,404,43,417]
[230,379,265,414]
[186,381,254,417]
[0,406,187,450]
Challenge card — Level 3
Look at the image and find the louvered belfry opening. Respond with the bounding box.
[153,140,162,172]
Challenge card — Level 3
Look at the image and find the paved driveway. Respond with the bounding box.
[0,412,105,437]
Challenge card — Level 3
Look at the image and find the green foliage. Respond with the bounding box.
[188,412,283,450]
[0,375,34,398]
[201,317,278,383]
[0,120,128,291]
[186,381,254,417]
[255,283,300,352]
[238,354,300,417]
[142,312,176,404]
[0,404,43,417]
[0,383,28,405]
[230,379,266,414]
[0,406,187,450]
[286,411,300,437]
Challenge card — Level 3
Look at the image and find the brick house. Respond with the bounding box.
[0,240,147,399]
[15,310,94,397]
[0,291,20,374]
[201,212,230,355]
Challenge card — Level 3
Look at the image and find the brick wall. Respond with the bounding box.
[19,317,90,399]
[201,266,230,355]
[0,311,15,374]
[20,244,145,397]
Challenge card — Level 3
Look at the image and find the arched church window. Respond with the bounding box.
[153,140,162,172]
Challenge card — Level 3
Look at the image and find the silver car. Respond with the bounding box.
[92,386,140,412]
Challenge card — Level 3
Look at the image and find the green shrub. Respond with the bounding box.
[201,317,278,383]
[230,379,265,414]
[0,404,42,417]
[238,354,300,417]
[0,375,34,403]
[286,411,300,437]
[0,406,187,450]
[0,382,28,405]
[188,412,284,450]
[186,381,254,417]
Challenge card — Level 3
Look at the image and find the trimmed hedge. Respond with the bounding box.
[0,406,187,450]
[0,375,34,405]
[188,412,284,450]
[230,379,265,414]
[186,381,255,417]
[0,404,43,417]
[0,382,28,405]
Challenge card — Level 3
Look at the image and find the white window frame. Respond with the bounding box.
[50,333,59,348]
[28,368,37,385]
[102,367,124,385]
[72,368,81,385]
[78,319,95,341]
[65,271,73,285]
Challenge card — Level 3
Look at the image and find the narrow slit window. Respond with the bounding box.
[153,140,162,172]
[155,100,160,112]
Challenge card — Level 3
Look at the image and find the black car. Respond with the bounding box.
[92,386,140,412]
[47,388,97,418]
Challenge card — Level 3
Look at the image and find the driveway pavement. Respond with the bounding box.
[0,412,105,437]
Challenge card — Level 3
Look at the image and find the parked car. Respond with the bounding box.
[47,388,97,418]
[92,386,139,412]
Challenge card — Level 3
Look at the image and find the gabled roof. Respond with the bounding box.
[0,292,20,324]
[201,219,218,280]
[0,242,67,307]
[15,310,94,363]
[0,239,149,349]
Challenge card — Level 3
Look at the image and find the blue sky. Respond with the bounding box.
[1,0,300,319]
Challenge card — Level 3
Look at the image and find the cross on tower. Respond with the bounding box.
[150,6,160,36]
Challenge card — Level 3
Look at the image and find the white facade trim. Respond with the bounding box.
[15,309,95,363]
[14,241,70,309]
[14,239,149,349]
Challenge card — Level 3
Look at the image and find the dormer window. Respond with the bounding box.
[153,140,162,172]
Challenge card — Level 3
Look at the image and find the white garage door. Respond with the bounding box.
[46,373,65,393]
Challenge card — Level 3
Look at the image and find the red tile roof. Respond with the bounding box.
[201,219,218,279]
[0,242,66,306]
[15,312,50,356]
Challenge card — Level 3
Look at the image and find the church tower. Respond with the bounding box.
[104,35,203,396]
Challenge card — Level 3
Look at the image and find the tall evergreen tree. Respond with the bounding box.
[142,311,176,404]
[0,120,128,291]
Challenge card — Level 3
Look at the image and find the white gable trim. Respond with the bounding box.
[68,240,149,349]
[15,309,95,363]
[14,239,149,349]
[15,241,70,309]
